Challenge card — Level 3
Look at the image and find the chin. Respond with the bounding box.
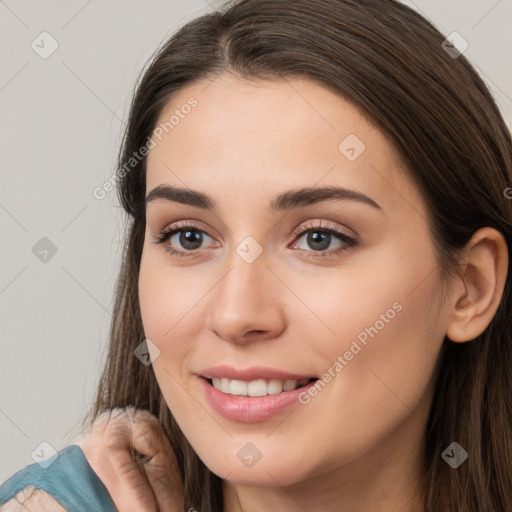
[190,439,320,488]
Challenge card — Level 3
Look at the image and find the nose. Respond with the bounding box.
[205,250,286,345]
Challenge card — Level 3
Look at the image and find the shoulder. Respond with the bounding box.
[0,445,116,512]
[1,486,66,511]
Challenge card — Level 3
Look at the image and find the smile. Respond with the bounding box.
[209,377,313,396]
[198,367,319,422]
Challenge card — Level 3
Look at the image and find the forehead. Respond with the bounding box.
[145,72,425,218]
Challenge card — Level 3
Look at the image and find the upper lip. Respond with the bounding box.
[200,365,317,381]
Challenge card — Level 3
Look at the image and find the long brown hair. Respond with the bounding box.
[87,0,512,510]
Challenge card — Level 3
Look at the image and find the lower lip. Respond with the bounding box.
[199,377,317,423]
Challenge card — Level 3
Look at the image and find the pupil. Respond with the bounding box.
[308,231,330,251]
[180,230,202,250]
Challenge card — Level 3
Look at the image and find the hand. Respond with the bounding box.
[80,407,184,512]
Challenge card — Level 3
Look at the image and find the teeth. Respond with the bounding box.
[248,380,267,397]
[283,379,297,391]
[230,379,247,396]
[267,379,283,395]
[210,377,310,396]
[220,378,230,394]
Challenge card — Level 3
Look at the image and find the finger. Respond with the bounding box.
[104,408,161,512]
[129,410,185,512]
[82,408,158,512]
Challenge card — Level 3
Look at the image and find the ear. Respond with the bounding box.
[446,227,508,343]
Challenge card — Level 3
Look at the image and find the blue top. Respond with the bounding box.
[0,444,117,511]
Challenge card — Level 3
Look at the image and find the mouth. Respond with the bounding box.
[197,366,319,422]
[203,376,317,397]
[198,371,319,422]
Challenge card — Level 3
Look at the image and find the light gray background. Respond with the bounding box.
[1,0,511,483]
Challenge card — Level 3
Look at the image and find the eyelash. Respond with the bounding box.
[152,220,359,259]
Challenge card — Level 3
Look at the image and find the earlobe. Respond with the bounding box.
[446,227,508,343]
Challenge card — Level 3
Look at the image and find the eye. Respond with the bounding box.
[290,220,358,259]
[151,221,216,258]
[151,219,359,260]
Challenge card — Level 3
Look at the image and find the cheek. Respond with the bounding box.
[138,255,209,439]
[273,245,445,464]
[288,237,443,367]
[138,251,206,349]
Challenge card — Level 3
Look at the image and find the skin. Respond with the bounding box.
[0,410,184,512]
[138,72,508,511]
[0,487,66,512]
[81,408,184,512]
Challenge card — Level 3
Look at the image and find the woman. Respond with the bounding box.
[1,0,511,510]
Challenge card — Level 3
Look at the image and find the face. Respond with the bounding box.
[139,72,450,490]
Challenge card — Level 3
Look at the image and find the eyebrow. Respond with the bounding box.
[145,184,382,212]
